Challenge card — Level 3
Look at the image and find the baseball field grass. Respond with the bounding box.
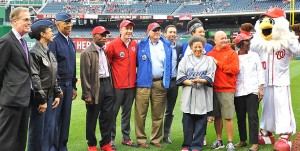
[68,53,300,151]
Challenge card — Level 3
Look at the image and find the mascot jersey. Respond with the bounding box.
[250,7,300,135]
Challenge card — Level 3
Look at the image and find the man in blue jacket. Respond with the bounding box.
[48,12,77,151]
[135,22,172,149]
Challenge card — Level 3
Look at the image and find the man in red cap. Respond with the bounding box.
[106,20,138,150]
[80,26,115,151]
[135,22,172,149]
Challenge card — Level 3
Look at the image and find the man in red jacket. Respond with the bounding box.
[206,31,239,151]
[106,20,138,150]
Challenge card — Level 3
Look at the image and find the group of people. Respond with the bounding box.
[0,7,77,151]
[0,6,298,151]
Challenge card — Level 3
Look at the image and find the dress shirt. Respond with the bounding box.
[94,42,110,78]
[149,40,165,78]
[171,43,177,78]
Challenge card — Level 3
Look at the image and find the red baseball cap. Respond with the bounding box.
[261,7,286,18]
[120,20,135,27]
[92,26,110,35]
[234,33,252,44]
[147,22,162,32]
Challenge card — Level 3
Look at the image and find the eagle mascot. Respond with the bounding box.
[250,7,300,151]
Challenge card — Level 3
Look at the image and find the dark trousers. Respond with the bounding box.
[182,113,207,151]
[28,97,56,151]
[111,88,135,141]
[0,105,30,151]
[86,78,114,147]
[164,79,178,137]
[51,84,73,151]
[234,93,259,144]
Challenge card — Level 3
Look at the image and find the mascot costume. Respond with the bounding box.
[250,7,300,151]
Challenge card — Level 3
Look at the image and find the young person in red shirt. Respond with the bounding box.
[106,20,138,150]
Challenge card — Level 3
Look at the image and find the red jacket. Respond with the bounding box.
[207,45,239,92]
[106,37,137,89]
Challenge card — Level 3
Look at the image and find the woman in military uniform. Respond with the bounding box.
[27,19,63,151]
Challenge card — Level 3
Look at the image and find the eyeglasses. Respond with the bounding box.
[152,29,161,32]
[243,39,251,42]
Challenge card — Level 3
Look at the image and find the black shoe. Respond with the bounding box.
[163,136,173,144]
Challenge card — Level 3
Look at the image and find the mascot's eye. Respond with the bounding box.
[259,18,263,23]
[269,18,275,25]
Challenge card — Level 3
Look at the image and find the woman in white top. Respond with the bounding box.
[233,33,264,151]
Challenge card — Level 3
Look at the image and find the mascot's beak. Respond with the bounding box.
[259,17,274,40]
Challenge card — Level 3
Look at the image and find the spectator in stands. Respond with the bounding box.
[177,36,216,151]
[182,17,214,146]
[135,22,172,149]
[207,31,239,151]
[182,18,213,57]
[162,24,182,144]
[27,19,63,151]
[49,12,78,151]
[233,33,264,151]
[80,26,115,151]
[106,20,138,150]
[0,7,32,151]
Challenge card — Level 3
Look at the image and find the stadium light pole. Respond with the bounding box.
[290,0,294,25]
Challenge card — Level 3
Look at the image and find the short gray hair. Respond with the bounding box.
[9,7,29,22]
[188,36,206,48]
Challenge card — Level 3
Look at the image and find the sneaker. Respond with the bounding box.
[226,142,235,151]
[88,146,98,151]
[122,139,138,147]
[110,140,117,150]
[258,129,275,144]
[182,147,189,151]
[274,135,291,151]
[203,138,207,146]
[101,143,115,151]
[211,140,225,149]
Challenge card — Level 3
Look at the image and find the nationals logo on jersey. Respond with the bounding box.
[276,49,286,60]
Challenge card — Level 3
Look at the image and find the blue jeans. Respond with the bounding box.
[182,113,207,151]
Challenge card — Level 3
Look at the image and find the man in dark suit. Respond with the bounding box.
[0,7,32,151]
[163,25,182,144]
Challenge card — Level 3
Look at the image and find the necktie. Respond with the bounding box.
[20,38,29,62]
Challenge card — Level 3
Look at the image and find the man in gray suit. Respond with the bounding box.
[0,7,32,151]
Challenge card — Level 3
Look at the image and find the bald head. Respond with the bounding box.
[214,31,229,50]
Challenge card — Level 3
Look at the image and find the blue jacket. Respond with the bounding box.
[136,36,172,88]
[48,32,77,89]
[182,42,213,57]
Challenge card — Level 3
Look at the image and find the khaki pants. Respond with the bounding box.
[135,81,167,144]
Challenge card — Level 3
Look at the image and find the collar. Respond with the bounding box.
[35,40,49,54]
[58,31,69,41]
[93,42,104,51]
[149,39,160,45]
[12,28,22,41]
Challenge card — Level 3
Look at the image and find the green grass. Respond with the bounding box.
[69,53,300,151]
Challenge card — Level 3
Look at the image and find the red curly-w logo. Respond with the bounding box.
[276,49,286,60]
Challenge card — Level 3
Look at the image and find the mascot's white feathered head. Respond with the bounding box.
[251,7,298,53]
